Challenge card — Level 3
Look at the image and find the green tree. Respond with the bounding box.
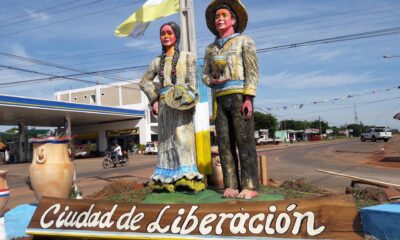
[346,123,367,137]
[5,127,18,134]
[331,126,340,135]
[281,120,308,130]
[309,120,330,133]
[254,112,278,135]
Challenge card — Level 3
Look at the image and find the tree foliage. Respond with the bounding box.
[280,120,307,130]
[254,112,278,135]
[309,120,329,133]
[346,123,368,136]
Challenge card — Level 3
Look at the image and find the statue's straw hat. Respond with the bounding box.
[165,85,198,111]
[205,0,248,37]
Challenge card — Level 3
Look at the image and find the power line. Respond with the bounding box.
[0,51,132,82]
[1,1,395,73]
[0,0,84,26]
[245,3,400,36]
[35,9,400,69]
[256,26,400,53]
[0,65,147,88]
[192,3,400,46]
[2,26,400,88]
[8,4,397,71]
[0,0,142,38]
[1,24,400,89]
[0,64,142,91]
[249,11,400,44]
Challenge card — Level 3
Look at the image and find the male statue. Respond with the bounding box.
[203,0,259,199]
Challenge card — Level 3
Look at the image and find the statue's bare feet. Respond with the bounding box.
[237,189,258,200]
[222,188,239,198]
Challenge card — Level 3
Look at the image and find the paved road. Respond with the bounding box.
[2,137,399,208]
[2,154,157,208]
[259,137,400,193]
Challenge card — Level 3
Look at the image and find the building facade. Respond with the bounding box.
[54,80,156,152]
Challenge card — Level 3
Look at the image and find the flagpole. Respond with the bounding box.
[180,0,212,175]
[179,0,197,57]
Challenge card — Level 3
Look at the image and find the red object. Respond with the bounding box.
[310,135,321,141]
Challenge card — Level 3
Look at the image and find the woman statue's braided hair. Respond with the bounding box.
[159,21,181,85]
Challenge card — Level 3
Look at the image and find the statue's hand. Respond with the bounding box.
[210,76,228,86]
[241,96,253,120]
[152,101,159,116]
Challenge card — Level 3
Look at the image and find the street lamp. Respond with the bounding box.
[383,54,400,59]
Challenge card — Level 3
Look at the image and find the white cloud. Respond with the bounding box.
[25,9,50,22]
[0,44,31,65]
[311,49,345,61]
[248,3,327,24]
[125,38,159,51]
[11,44,29,58]
[262,71,378,89]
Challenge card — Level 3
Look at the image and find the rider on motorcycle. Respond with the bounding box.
[112,141,123,164]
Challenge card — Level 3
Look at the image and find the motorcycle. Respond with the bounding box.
[102,151,129,168]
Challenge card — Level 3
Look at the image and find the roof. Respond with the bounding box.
[0,94,144,127]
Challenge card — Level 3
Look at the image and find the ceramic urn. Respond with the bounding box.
[210,146,224,189]
[0,170,9,217]
[29,137,74,201]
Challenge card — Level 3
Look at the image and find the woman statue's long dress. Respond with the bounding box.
[140,22,204,192]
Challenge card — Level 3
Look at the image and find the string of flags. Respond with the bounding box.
[264,85,400,112]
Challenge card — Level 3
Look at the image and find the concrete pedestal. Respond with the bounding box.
[4,204,37,239]
[0,217,6,240]
[360,203,400,240]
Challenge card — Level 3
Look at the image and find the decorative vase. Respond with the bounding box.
[29,137,74,201]
[210,146,224,189]
[0,170,9,217]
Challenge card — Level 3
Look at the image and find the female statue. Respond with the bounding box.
[140,22,204,192]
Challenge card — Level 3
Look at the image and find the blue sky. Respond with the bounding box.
[0,0,400,130]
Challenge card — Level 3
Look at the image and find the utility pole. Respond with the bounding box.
[319,115,322,138]
[354,103,358,124]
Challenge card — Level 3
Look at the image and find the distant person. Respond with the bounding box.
[4,147,9,163]
[112,141,122,164]
[132,142,138,154]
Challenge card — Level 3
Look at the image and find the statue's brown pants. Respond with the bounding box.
[215,94,259,191]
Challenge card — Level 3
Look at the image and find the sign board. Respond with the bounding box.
[26,195,362,239]
[106,128,139,137]
[339,129,349,135]
[304,128,319,134]
[325,129,333,134]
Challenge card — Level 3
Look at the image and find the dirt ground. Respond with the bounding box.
[366,136,400,168]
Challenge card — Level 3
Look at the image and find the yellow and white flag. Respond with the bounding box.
[115,0,180,38]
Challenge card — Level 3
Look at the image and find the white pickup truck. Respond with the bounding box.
[257,135,283,145]
[360,127,392,142]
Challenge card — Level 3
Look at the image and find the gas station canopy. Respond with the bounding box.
[0,94,144,127]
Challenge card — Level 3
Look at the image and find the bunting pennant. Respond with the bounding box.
[263,85,399,112]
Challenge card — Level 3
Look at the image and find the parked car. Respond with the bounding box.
[144,142,158,155]
[309,135,322,141]
[361,127,392,142]
[257,135,282,145]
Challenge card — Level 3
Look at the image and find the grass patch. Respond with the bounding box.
[87,179,151,203]
[88,178,387,209]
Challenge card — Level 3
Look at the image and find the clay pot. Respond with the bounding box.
[210,147,224,189]
[0,170,9,217]
[29,138,74,201]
